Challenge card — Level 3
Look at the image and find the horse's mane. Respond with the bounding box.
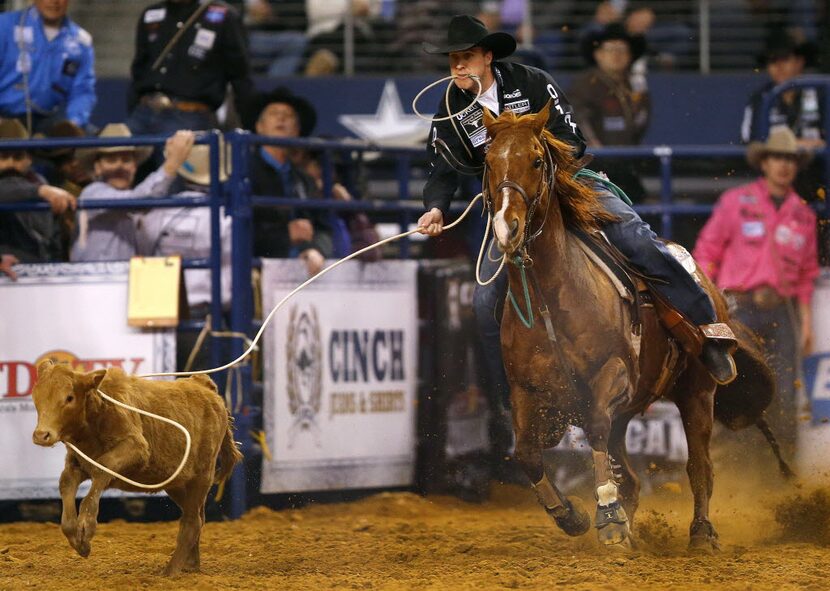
[488,111,618,231]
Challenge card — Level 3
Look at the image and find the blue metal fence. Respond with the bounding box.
[2,76,829,519]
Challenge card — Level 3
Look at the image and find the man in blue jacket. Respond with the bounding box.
[0,0,96,134]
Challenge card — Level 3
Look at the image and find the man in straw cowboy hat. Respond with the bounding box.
[136,139,232,369]
[694,125,819,455]
[0,118,76,262]
[70,123,194,262]
[417,14,740,414]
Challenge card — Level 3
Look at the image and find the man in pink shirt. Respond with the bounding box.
[694,126,819,454]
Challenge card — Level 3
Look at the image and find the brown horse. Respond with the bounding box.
[481,102,784,551]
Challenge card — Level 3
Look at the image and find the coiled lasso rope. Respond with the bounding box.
[65,193,486,489]
[411,74,482,122]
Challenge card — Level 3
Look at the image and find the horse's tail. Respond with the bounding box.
[755,415,796,479]
[216,411,243,485]
[713,321,773,430]
[712,319,796,479]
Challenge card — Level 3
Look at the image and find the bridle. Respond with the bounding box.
[482,137,557,256]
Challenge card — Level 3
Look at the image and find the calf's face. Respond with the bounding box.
[31,360,105,447]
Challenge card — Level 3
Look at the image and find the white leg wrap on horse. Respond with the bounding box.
[596,480,619,507]
[532,473,563,510]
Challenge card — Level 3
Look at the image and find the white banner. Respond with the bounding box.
[260,259,418,493]
[0,263,175,499]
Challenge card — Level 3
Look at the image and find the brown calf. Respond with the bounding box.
[31,360,242,575]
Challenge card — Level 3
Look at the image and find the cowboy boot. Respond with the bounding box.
[698,323,738,385]
[653,297,738,385]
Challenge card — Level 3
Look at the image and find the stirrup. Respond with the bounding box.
[699,324,738,385]
[699,322,737,353]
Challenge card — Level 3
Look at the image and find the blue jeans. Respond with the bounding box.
[126,104,216,169]
[248,30,308,77]
[126,103,216,136]
[472,190,718,408]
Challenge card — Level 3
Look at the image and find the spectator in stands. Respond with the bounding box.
[0,118,76,262]
[743,28,826,211]
[32,120,91,256]
[127,0,253,138]
[693,126,819,455]
[244,87,333,276]
[0,0,96,134]
[305,0,398,73]
[33,120,91,197]
[741,28,824,148]
[71,124,194,262]
[0,253,19,280]
[292,147,382,261]
[568,22,650,201]
[244,0,309,76]
[136,141,232,368]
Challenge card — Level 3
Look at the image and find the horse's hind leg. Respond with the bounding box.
[512,386,590,537]
[584,357,633,549]
[674,374,720,553]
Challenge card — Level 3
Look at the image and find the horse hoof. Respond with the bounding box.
[688,535,720,554]
[76,540,91,558]
[549,496,591,537]
[595,502,631,547]
[163,563,183,577]
[598,521,631,547]
[689,519,720,554]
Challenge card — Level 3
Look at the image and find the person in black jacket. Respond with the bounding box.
[416,16,738,405]
[127,0,254,137]
[244,87,332,276]
[0,118,76,262]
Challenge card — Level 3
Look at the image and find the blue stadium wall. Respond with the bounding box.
[94,73,765,145]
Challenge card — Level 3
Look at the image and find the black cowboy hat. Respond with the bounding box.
[244,87,317,137]
[422,14,517,60]
[757,27,817,67]
[580,23,647,66]
[32,119,85,160]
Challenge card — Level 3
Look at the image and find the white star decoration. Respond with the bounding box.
[338,80,432,147]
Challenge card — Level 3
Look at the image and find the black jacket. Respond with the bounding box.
[249,150,333,259]
[740,81,825,143]
[0,170,62,262]
[129,0,253,112]
[423,61,586,216]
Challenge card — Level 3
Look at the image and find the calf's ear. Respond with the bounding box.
[75,369,108,393]
[36,359,54,378]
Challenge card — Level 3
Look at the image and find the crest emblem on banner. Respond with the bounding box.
[286,305,323,447]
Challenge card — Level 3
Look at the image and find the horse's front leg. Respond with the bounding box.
[512,385,590,537]
[674,375,720,553]
[584,357,633,549]
[608,411,640,529]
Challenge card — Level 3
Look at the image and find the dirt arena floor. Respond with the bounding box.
[2,472,830,591]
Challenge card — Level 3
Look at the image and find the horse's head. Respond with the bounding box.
[482,101,554,256]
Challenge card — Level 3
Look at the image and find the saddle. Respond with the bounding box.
[568,226,725,358]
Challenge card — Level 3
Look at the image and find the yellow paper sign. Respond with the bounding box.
[127,256,182,327]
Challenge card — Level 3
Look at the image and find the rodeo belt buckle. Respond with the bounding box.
[144,93,174,110]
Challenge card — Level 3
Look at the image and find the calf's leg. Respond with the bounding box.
[164,478,212,576]
[76,437,149,558]
[59,456,86,553]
